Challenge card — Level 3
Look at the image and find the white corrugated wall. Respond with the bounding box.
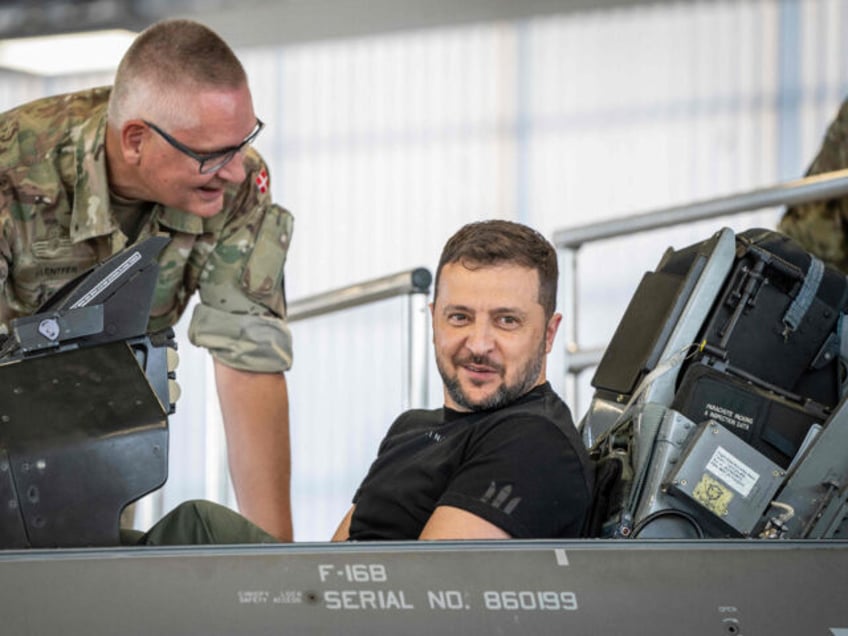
[0,0,845,540]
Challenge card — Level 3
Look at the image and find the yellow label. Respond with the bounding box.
[692,474,733,517]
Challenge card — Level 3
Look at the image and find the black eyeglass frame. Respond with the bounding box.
[143,118,265,174]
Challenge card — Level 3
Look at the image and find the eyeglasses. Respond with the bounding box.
[143,118,264,174]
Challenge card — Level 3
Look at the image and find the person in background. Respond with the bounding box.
[779,98,848,274]
[0,19,294,540]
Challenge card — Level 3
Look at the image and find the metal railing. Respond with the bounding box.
[135,267,435,529]
[287,267,433,409]
[553,168,848,410]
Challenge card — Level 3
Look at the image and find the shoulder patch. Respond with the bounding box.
[255,169,269,194]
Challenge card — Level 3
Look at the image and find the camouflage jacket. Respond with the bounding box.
[0,87,293,372]
[779,98,848,273]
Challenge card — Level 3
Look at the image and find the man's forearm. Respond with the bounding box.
[214,360,293,541]
[419,505,511,540]
[331,505,355,541]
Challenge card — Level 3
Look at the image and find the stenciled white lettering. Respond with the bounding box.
[318,563,388,583]
[428,590,465,610]
[237,590,270,604]
[704,403,752,431]
[482,590,578,611]
[324,589,414,610]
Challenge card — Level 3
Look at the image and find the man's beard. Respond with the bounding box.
[437,338,546,412]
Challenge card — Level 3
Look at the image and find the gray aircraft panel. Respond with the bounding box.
[1,539,846,635]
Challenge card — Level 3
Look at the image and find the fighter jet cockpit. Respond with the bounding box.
[580,227,848,542]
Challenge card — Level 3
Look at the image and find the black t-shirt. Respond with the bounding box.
[349,383,594,540]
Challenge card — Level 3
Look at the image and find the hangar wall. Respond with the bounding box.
[0,0,845,540]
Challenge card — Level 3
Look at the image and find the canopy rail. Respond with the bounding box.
[288,267,433,409]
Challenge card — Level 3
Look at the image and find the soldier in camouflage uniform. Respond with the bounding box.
[779,99,848,273]
[0,19,295,541]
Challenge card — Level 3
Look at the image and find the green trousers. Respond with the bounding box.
[129,500,278,546]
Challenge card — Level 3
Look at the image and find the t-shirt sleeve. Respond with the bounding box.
[351,411,417,505]
[436,417,591,538]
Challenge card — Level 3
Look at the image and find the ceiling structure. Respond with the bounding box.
[0,0,688,48]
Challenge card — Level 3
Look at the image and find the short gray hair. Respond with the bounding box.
[108,19,247,129]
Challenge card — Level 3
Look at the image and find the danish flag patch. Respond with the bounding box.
[255,170,269,194]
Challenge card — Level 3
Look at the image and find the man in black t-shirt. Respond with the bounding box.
[137,220,594,544]
[331,220,594,541]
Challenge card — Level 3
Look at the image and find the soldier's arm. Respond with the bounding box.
[190,153,294,540]
[214,360,293,542]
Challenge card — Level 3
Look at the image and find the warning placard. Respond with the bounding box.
[706,446,759,498]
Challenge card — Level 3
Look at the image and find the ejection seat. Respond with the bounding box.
[0,237,178,548]
[582,227,848,540]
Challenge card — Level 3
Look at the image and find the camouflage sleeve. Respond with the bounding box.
[779,98,848,273]
[0,199,12,336]
[188,154,295,373]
